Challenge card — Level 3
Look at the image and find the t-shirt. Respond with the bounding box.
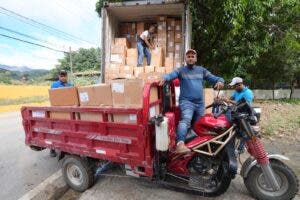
[231,87,253,104]
[140,30,150,41]
[51,80,73,88]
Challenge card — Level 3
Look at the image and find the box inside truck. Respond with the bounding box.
[101,1,191,82]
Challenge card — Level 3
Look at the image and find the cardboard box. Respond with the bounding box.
[50,112,72,120]
[174,58,182,68]
[175,43,182,53]
[167,18,175,31]
[77,84,112,106]
[127,48,138,57]
[120,73,135,79]
[126,56,138,67]
[175,31,182,43]
[111,45,127,55]
[137,22,144,35]
[175,20,181,31]
[106,66,121,81]
[145,65,155,73]
[166,66,174,73]
[165,57,174,68]
[138,72,163,84]
[110,63,122,69]
[80,111,113,122]
[49,87,79,106]
[157,21,167,33]
[167,41,175,52]
[120,23,128,35]
[204,88,214,114]
[134,67,144,77]
[113,113,137,123]
[115,38,129,47]
[110,79,144,107]
[155,66,166,74]
[151,47,163,67]
[80,112,103,122]
[174,52,182,60]
[111,54,126,65]
[167,52,174,58]
[167,31,175,42]
[157,16,167,22]
[120,65,134,75]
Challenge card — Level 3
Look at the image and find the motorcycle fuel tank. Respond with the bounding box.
[193,114,231,136]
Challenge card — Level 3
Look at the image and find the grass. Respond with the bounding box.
[0,85,49,99]
[0,96,49,106]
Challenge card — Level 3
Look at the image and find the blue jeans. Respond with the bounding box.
[137,41,151,67]
[177,100,204,142]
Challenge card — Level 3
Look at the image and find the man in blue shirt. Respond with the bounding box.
[51,70,74,88]
[49,70,73,157]
[161,49,224,153]
[223,77,253,105]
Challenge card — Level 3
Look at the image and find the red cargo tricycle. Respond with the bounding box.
[21,82,298,200]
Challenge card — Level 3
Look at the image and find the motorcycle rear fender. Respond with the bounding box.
[240,154,290,178]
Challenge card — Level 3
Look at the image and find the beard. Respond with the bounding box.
[187,63,194,69]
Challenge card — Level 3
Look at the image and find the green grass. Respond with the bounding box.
[0,96,48,106]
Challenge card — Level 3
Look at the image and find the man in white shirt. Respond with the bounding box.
[137,25,156,67]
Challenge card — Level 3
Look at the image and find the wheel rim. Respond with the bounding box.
[256,169,289,196]
[66,164,83,186]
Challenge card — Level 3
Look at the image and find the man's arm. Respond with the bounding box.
[203,68,224,84]
[159,68,180,85]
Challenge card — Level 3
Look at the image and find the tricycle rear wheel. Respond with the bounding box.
[62,155,95,192]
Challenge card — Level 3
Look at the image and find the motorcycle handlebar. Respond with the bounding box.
[214,109,225,119]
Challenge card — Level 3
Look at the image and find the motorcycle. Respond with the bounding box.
[153,84,299,200]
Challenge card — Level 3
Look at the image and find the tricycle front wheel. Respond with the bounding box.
[62,155,95,192]
[244,160,299,200]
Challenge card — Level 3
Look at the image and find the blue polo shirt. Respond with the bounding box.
[231,87,253,104]
[51,80,73,88]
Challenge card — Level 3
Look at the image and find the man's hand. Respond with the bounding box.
[214,81,224,90]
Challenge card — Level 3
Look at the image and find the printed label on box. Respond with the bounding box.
[175,45,181,51]
[176,33,181,38]
[168,42,174,47]
[32,110,45,118]
[176,62,181,68]
[129,114,137,121]
[111,54,122,63]
[175,53,181,59]
[112,83,124,93]
[79,92,89,102]
[176,25,181,31]
[149,106,156,118]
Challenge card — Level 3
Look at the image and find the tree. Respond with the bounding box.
[50,48,101,79]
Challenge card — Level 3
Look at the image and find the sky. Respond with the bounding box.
[0,0,101,70]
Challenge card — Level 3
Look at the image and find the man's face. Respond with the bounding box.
[149,26,155,33]
[59,74,67,83]
[233,83,244,92]
[185,52,197,65]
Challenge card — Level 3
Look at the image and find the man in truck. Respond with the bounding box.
[160,49,224,153]
[49,70,73,157]
[137,25,156,67]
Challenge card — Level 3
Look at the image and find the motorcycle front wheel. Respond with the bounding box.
[244,160,299,200]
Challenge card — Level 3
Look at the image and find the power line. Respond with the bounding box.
[0,26,65,50]
[0,6,94,45]
[0,33,67,53]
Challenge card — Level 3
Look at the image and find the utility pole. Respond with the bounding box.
[69,46,73,82]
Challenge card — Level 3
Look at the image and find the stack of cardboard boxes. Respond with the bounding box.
[48,78,160,123]
[105,16,183,82]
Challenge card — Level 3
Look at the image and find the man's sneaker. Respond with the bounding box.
[50,149,57,157]
[175,141,191,154]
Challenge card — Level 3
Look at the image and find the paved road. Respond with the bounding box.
[60,140,300,200]
[0,112,60,200]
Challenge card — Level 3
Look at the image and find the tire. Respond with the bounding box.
[62,155,95,192]
[244,160,299,200]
